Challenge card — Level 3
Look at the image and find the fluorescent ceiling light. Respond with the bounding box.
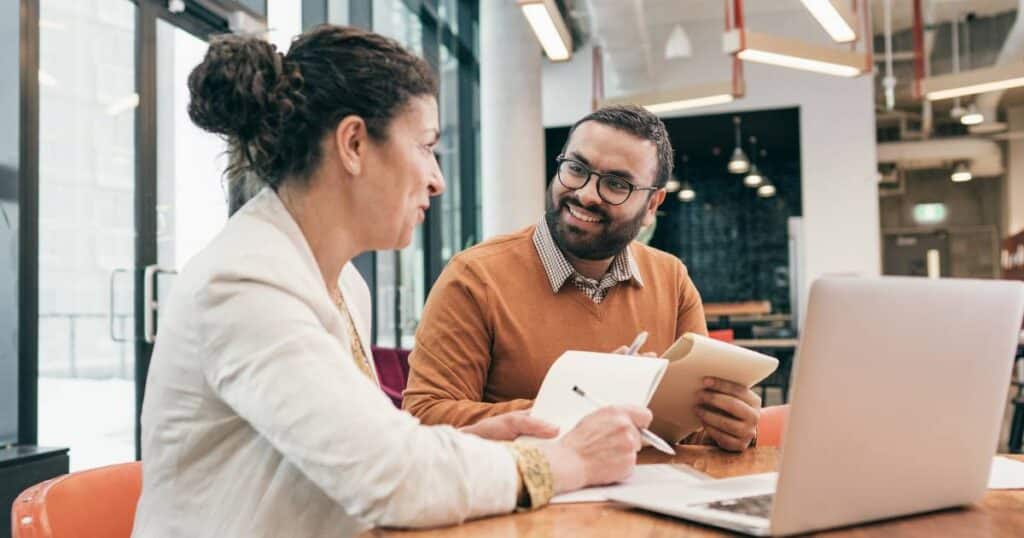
[602,81,738,115]
[518,0,572,62]
[724,29,867,78]
[923,62,1024,100]
[799,0,857,43]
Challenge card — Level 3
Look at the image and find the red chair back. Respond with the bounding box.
[12,462,142,538]
[708,329,735,343]
[372,346,411,407]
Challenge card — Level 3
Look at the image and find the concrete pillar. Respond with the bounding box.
[480,0,545,238]
[1006,106,1024,237]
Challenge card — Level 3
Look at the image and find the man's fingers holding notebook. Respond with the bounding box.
[702,377,762,408]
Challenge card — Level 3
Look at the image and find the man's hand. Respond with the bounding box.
[695,377,761,452]
[610,346,658,357]
[459,410,559,441]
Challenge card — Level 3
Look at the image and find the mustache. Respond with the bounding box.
[558,197,609,222]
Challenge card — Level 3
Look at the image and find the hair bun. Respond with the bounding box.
[187,35,285,141]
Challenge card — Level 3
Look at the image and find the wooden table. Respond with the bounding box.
[366,447,1024,537]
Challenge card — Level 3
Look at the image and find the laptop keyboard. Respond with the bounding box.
[701,493,774,519]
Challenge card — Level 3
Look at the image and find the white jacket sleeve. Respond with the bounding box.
[194,258,519,528]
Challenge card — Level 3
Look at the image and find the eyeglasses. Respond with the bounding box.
[555,155,659,206]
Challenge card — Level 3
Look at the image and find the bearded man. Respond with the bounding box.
[402,105,760,452]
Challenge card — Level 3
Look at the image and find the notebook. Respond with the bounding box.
[648,333,779,444]
[522,351,668,442]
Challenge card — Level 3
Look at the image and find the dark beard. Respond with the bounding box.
[544,190,647,261]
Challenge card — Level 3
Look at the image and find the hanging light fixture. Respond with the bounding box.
[757,179,777,198]
[743,136,764,187]
[727,116,750,174]
[951,161,973,182]
[678,182,696,202]
[665,177,682,192]
[960,102,984,125]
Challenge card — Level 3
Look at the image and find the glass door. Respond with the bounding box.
[36,1,229,471]
[36,0,139,471]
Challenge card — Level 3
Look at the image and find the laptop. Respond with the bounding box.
[609,276,1024,536]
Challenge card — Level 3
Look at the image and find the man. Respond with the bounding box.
[403,105,760,451]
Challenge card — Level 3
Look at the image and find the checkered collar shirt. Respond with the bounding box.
[532,219,644,304]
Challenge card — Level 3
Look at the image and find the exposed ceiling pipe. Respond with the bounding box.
[971,0,1024,134]
[883,0,895,110]
[921,2,936,138]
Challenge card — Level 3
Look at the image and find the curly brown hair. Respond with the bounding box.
[187,25,437,195]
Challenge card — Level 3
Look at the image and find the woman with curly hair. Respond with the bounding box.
[130,25,651,538]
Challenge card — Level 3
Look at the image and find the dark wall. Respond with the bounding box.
[545,107,802,314]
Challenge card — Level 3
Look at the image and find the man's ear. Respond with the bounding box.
[642,189,667,227]
[334,115,367,176]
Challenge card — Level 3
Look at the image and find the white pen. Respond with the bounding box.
[571,385,676,456]
[624,331,648,355]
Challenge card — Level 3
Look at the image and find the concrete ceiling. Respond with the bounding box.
[578,0,1020,96]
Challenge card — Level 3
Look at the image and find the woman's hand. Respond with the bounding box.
[539,405,653,494]
[459,410,559,441]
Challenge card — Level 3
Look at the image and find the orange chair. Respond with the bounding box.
[757,405,790,448]
[707,329,735,343]
[11,461,142,538]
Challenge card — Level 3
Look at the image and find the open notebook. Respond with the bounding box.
[524,334,778,445]
[522,351,668,442]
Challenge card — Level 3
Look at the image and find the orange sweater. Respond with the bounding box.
[402,225,708,427]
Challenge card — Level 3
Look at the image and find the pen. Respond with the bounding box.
[625,331,648,355]
[571,385,676,456]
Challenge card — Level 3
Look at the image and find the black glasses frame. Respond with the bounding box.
[555,154,660,206]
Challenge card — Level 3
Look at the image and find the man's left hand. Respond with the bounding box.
[695,377,761,452]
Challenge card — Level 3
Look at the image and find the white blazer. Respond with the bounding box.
[131,188,518,538]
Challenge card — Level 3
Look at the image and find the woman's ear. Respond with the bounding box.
[334,115,367,176]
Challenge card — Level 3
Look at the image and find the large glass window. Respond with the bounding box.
[36,0,137,470]
[359,0,479,347]
[0,0,20,444]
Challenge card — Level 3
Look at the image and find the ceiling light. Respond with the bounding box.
[678,183,696,202]
[728,116,750,174]
[665,178,681,192]
[603,81,738,115]
[960,103,984,125]
[724,29,867,77]
[744,164,764,187]
[757,181,777,198]
[924,62,1024,100]
[665,24,692,59]
[743,136,763,187]
[799,0,858,43]
[951,161,972,183]
[518,0,573,62]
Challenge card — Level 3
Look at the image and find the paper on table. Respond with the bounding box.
[550,463,708,504]
[989,456,1024,489]
[523,351,668,442]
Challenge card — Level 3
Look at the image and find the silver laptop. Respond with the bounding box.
[609,276,1024,536]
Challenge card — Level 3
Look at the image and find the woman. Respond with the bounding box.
[131,25,651,537]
